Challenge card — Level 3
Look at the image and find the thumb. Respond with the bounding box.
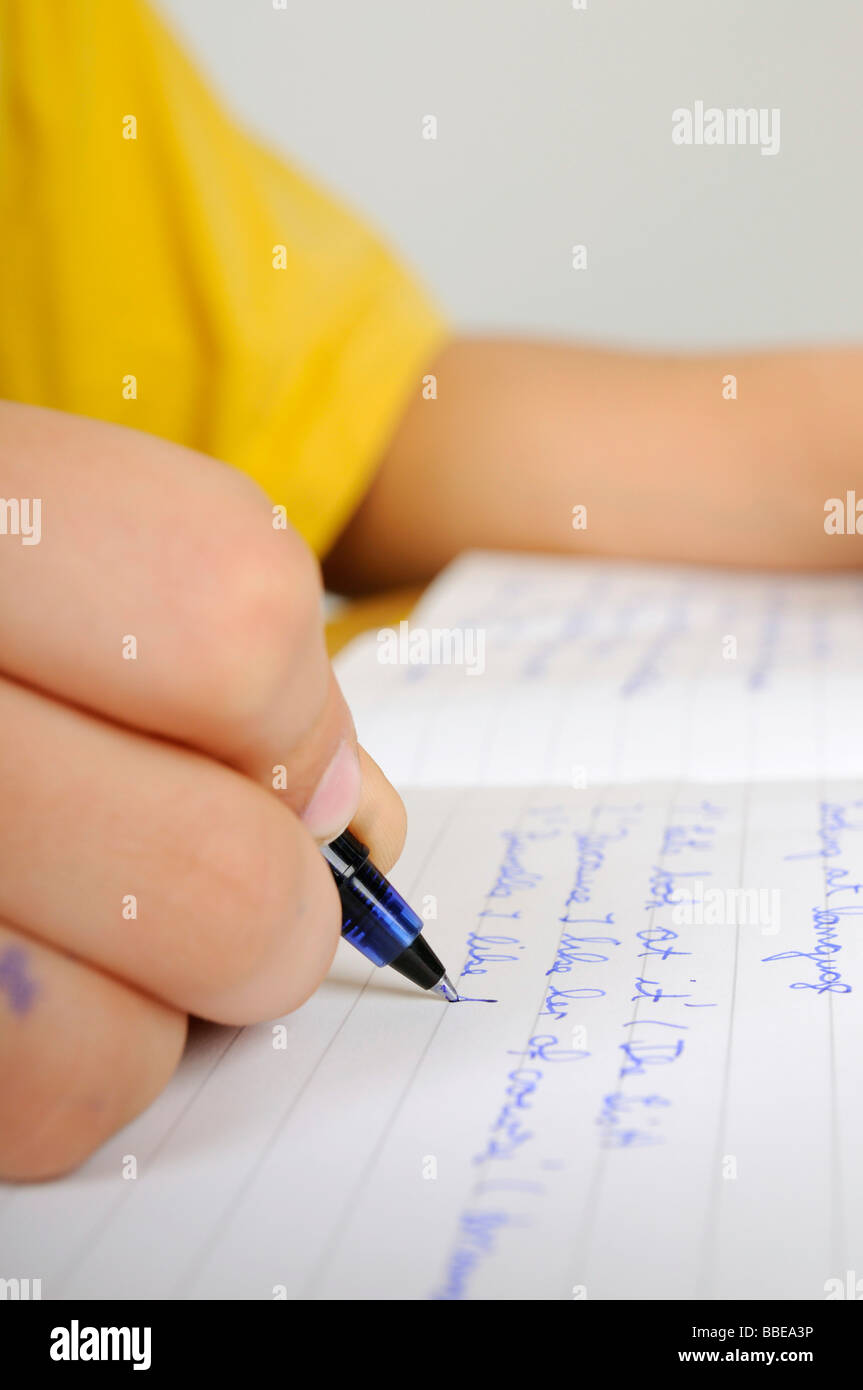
[349,745,408,874]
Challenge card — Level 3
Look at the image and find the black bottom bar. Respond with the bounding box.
[4,1297,862,1374]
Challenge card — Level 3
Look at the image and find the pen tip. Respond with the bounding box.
[433,973,460,1003]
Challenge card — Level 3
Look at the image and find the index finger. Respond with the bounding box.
[0,402,360,833]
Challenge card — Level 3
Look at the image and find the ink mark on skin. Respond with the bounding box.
[0,946,38,1014]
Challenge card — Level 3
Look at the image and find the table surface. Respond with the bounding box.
[324,586,421,657]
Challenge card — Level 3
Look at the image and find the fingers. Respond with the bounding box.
[351,746,408,873]
[0,402,360,836]
[0,920,187,1181]
[0,406,412,1182]
[0,673,342,1024]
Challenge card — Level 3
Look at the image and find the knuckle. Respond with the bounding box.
[171,507,324,737]
[215,527,322,685]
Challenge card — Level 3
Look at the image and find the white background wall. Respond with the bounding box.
[158,0,862,349]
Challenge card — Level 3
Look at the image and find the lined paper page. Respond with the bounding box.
[2,780,861,1298]
[337,552,863,788]
[2,553,862,1299]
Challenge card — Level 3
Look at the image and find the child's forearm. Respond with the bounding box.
[324,338,863,591]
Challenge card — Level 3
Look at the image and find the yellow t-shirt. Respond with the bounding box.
[0,0,447,556]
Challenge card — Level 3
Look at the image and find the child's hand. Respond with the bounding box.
[0,402,406,1179]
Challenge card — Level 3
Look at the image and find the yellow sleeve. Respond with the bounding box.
[0,0,447,555]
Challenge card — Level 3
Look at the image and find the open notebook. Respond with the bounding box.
[3,552,862,1300]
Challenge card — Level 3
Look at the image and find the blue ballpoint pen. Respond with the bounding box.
[321,829,458,1001]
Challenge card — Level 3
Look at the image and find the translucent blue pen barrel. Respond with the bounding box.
[321,830,424,968]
